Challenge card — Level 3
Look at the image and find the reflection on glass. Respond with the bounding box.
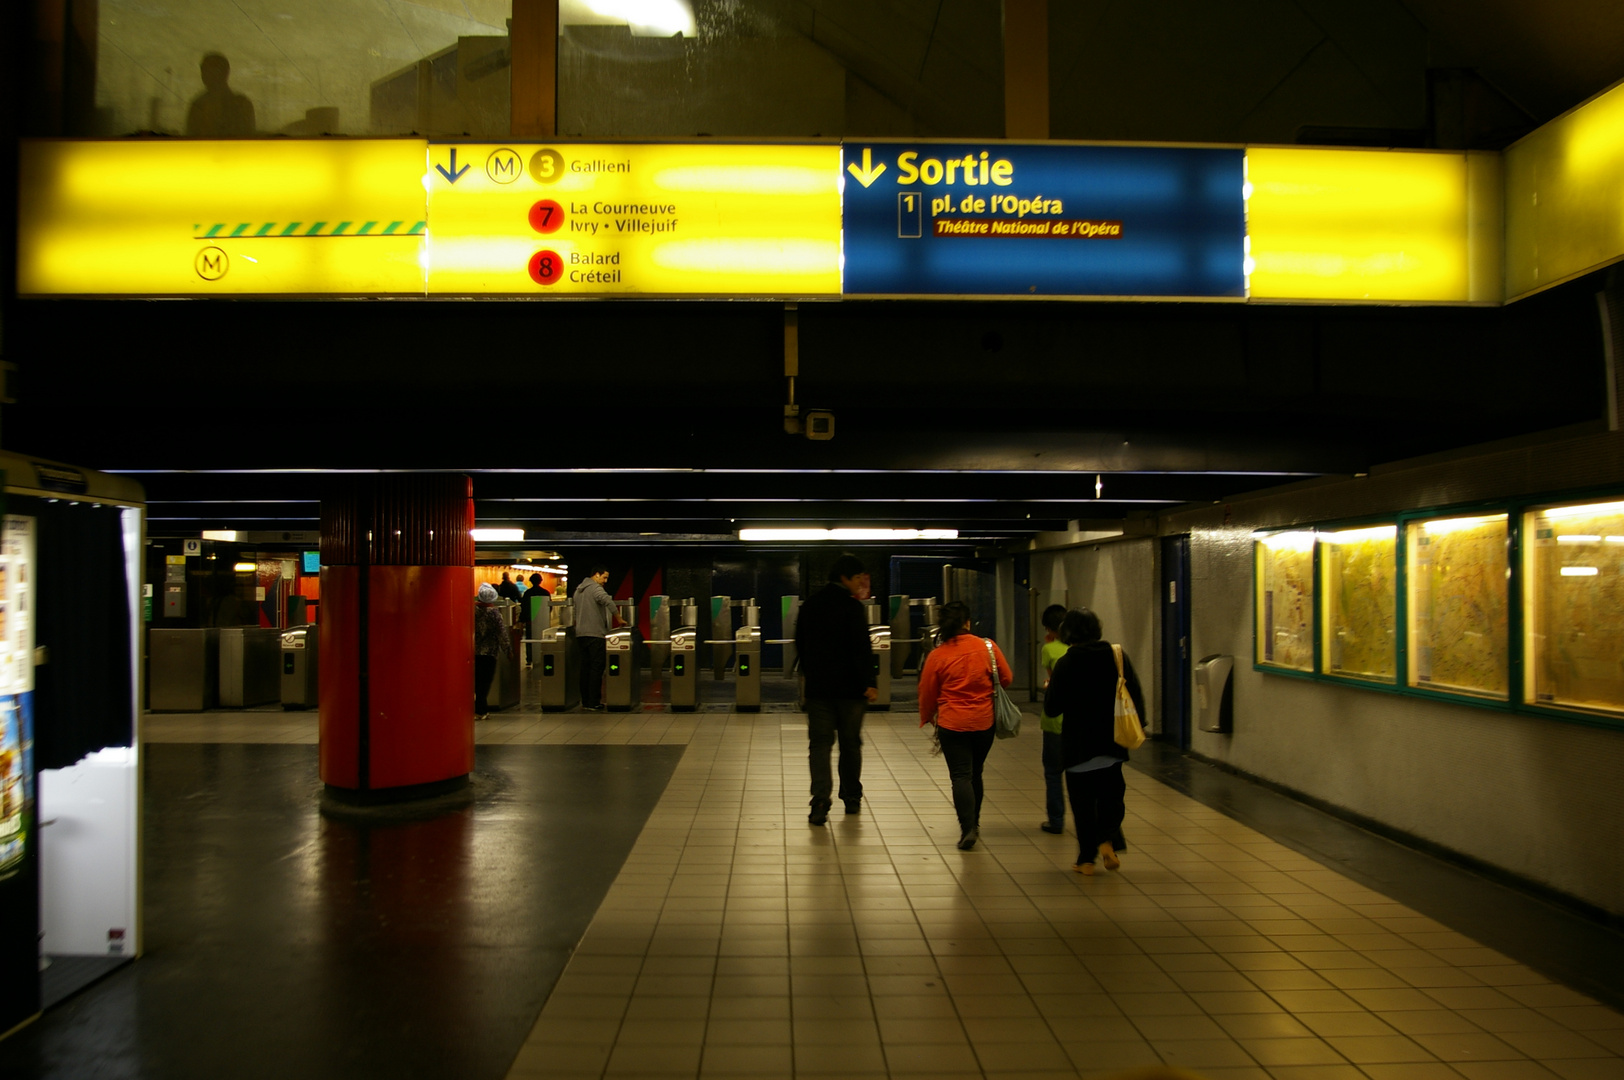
[557,0,1003,138]
[94,1,512,137]
[1255,531,1314,671]
[1319,525,1396,681]
[1524,500,1624,715]
[1406,514,1508,698]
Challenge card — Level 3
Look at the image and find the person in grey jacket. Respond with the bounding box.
[573,565,619,710]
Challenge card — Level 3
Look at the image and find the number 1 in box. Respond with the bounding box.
[898,192,922,239]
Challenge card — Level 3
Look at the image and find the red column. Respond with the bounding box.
[319,475,475,792]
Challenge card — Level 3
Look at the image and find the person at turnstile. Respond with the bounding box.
[497,572,523,604]
[795,554,878,826]
[473,583,512,720]
[520,572,550,666]
[572,565,619,711]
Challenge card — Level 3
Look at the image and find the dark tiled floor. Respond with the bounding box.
[0,743,683,1080]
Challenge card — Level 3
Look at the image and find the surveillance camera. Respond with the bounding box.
[805,410,835,440]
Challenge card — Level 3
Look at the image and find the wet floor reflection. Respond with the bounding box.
[0,742,683,1080]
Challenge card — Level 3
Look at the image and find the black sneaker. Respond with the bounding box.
[808,800,831,826]
[582,704,606,712]
[1039,821,1064,834]
[956,827,979,851]
[843,799,861,815]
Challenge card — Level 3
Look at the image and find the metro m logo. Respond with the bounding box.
[194,246,229,281]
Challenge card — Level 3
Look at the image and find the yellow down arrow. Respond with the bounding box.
[847,148,887,188]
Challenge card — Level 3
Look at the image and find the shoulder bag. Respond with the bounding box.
[1112,644,1146,750]
[985,639,1022,739]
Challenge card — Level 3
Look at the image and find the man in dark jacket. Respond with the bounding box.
[795,554,878,825]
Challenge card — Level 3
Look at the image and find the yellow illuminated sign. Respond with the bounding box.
[424,143,841,296]
[1246,147,1483,303]
[17,140,428,296]
[1505,79,1624,300]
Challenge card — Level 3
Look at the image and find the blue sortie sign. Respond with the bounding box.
[841,142,1246,298]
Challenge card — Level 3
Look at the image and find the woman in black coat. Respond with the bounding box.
[1042,608,1146,875]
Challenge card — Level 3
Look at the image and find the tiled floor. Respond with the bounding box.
[139,703,1624,1080]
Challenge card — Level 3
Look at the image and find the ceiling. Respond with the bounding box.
[13,2,1624,552]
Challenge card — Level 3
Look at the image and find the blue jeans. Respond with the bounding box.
[807,697,865,806]
[1041,731,1065,826]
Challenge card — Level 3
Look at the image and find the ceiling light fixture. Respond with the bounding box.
[737,528,959,542]
[471,529,526,541]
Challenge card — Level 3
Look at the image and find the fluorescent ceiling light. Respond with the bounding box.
[1253,530,1315,551]
[1560,566,1600,576]
[1538,500,1624,519]
[1556,535,1602,543]
[471,529,526,541]
[202,530,241,541]
[738,528,959,542]
[233,562,257,572]
[564,0,695,36]
[1319,525,1394,544]
[1421,514,1506,535]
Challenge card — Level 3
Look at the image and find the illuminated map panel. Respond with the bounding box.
[1406,515,1509,698]
[1255,532,1315,672]
[1524,500,1624,715]
[1319,525,1396,681]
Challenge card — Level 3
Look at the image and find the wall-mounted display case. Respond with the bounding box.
[1406,514,1509,699]
[1253,492,1624,729]
[1524,499,1624,716]
[1320,524,1396,682]
[1254,530,1314,672]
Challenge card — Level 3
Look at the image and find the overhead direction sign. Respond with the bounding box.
[16,140,426,296]
[840,141,1247,299]
[426,143,842,297]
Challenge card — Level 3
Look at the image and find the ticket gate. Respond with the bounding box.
[605,626,639,710]
[533,626,578,711]
[780,595,801,677]
[280,624,318,709]
[867,624,892,710]
[647,594,672,676]
[670,627,699,710]
[734,623,762,711]
[709,595,733,679]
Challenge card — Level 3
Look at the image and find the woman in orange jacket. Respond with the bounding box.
[918,601,1013,850]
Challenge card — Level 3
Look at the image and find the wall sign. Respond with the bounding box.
[840,142,1247,298]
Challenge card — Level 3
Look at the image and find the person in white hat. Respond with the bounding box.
[474,583,511,720]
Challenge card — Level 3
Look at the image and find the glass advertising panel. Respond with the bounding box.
[91,1,513,138]
[1319,525,1396,681]
[1406,514,1509,698]
[1524,499,1624,715]
[1255,531,1314,671]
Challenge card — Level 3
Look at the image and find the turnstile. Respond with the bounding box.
[280,624,318,709]
[670,626,699,710]
[219,627,281,708]
[534,626,578,711]
[709,595,733,679]
[647,594,672,676]
[867,624,892,710]
[888,595,910,679]
[605,627,639,710]
[149,628,219,712]
[780,595,801,677]
[734,623,762,711]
